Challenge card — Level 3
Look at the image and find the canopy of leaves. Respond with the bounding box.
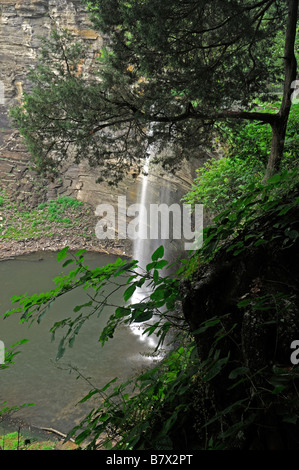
[183,102,299,214]
[10,0,288,182]
[87,0,286,108]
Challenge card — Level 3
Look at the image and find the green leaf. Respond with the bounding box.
[113,260,137,276]
[62,259,74,268]
[282,415,298,424]
[192,317,221,335]
[154,260,168,270]
[287,229,299,240]
[229,366,249,380]
[203,398,249,428]
[151,245,164,261]
[150,285,166,302]
[75,249,87,257]
[56,338,66,360]
[131,308,153,323]
[57,246,69,262]
[115,306,131,318]
[123,284,136,302]
[73,300,93,313]
[204,355,229,382]
[272,385,286,395]
[78,388,99,404]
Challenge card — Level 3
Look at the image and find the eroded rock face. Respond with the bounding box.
[0,0,102,111]
[0,0,104,207]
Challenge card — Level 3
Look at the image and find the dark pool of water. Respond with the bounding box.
[0,251,158,434]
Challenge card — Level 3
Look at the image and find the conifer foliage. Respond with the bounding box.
[11,0,298,181]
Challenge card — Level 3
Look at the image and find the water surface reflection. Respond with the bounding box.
[0,251,157,433]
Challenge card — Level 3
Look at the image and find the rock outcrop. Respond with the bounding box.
[0,0,103,208]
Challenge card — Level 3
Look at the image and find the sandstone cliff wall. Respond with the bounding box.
[0,0,104,208]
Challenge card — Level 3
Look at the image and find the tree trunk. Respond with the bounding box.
[264,0,298,180]
[265,116,288,177]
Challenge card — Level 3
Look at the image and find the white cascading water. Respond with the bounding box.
[131,153,151,280]
[130,151,160,352]
[129,132,182,358]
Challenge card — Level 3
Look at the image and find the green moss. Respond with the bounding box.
[0,432,56,451]
[0,191,89,242]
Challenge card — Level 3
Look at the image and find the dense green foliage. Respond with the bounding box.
[85,0,286,108]
[184,168,299,275]
[182,102,299,215]
[216,102,299,167]
[0,432,56,451]
[10,0,291,182]
[0,192,92,241]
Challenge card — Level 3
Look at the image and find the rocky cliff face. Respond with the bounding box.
[0,0,102,110]
[0,0,103,207]
[0,0,204,256]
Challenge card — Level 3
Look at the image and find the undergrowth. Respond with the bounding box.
[0,193,90,241]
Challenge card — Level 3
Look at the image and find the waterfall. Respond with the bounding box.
[131,153,151,278]
[130,152,159,351]
[128,144,185,357]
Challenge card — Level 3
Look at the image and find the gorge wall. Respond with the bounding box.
[0,0,206,256]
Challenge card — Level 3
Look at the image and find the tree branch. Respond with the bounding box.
[148,109,277,125]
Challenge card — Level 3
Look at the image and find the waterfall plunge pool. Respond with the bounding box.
[0,251,160,435]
